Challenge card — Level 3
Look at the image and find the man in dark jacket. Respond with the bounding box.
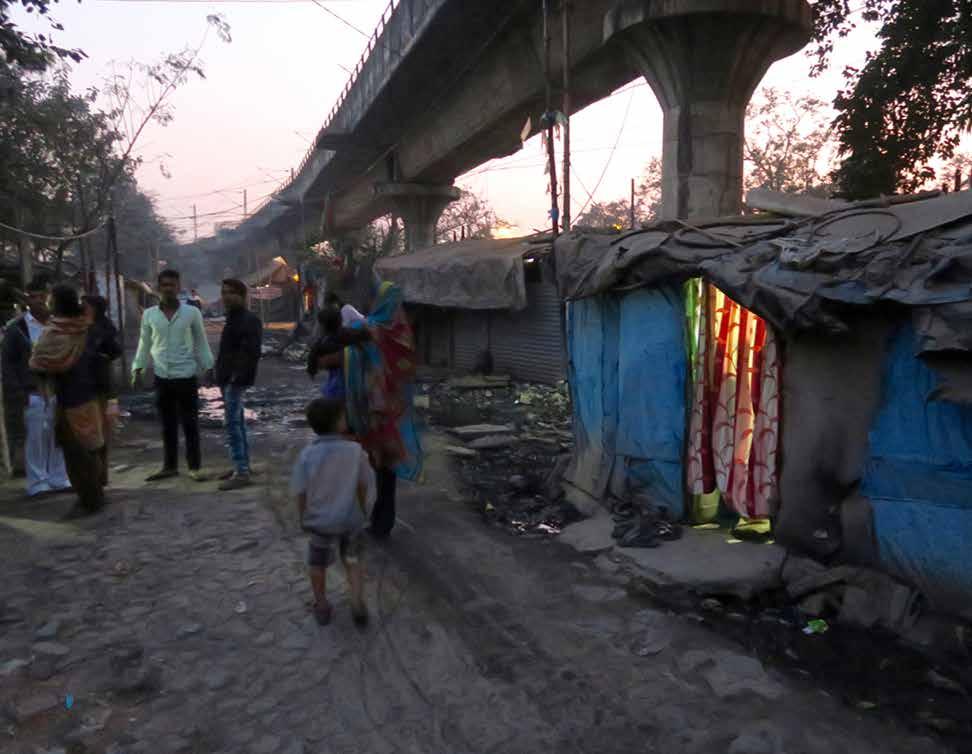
[214,279,262,490]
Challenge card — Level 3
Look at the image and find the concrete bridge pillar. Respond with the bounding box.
[605,1,812,220]
[374,183,461,253]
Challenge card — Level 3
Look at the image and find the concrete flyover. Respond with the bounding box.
[226,0,812,264]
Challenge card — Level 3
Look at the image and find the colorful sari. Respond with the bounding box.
[344,282,422,480]
[29,316,105,451]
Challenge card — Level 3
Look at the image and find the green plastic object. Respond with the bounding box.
[690,490,721,524]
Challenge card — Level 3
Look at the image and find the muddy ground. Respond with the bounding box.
[0,326,966,754]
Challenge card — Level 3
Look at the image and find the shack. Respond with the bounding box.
[244,256,301,322]
[376,236,565,384]
[555,189,972,621]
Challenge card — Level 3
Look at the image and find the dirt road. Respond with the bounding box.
[0,352,952,754]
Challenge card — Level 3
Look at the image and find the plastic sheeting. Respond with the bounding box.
[565,287,686,518]
[554,191,972,358]
[565,296,618,500]
[861,323,972,619]
[616,288,686,517]
[376,237,550,310]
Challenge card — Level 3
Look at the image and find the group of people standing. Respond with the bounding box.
[2,268,419,627]
[1,276,122,513]
[130,268,262,491]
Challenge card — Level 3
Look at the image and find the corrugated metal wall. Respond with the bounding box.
[416,307,452,368]
[453,309,488,372]
[490,276,565,384]
[414,268,565,383]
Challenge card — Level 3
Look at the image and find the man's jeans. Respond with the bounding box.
[222,385,250,474]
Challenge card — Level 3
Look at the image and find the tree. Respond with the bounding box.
[809,1,972,198]
[574,157,662,230]
[1,0,83,71]
[435,190,501,242]
[944,151,972,191]
[0,16,230,283]
[744,87,835,197]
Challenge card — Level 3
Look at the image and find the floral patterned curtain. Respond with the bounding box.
[686,281,780,519]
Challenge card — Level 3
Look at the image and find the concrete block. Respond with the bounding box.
[558,512,615,553]
[616,526,785,600]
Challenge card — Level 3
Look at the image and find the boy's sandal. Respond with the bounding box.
[314,602,333,626]
[351,605,370,628]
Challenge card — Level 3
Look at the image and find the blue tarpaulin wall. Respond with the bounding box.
[565,296,619,499]
[861,323,972,616]
[566,286,686,518]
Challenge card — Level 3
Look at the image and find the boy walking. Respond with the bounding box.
[291,399,375,626]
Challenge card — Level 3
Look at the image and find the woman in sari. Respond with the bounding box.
[29,285,114,514]
[342,281,422,538]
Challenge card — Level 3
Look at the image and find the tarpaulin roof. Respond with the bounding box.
[375,236,552,310]
[555,189,972,355]
[244,256,295,287]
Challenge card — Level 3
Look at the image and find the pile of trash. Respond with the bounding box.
[415,375,580,537]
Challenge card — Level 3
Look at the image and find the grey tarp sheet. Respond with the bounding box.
[555,192,972,355]
[376,237,550,310]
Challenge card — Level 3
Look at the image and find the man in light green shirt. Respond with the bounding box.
[132,269,214,482]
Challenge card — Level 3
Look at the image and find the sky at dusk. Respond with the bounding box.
[13,0,881,241]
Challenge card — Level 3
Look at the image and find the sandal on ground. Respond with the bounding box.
[610,500,635,518]
[351,604,369,628]
[618,526,660,549]
[653,521,682,541]
[145,468,178,482]
[313,601,333,626]
[612,519,639,540]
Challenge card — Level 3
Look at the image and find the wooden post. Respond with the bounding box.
[542,0,559,235]
[110,217,127,374]
[104,223,112,299]
[16,208,32,288]
[561,0,571,231]
[192,204,198,242]
[955,169,962,193]
[243,189,248,219]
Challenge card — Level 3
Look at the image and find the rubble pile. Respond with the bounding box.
[415,375,580,537]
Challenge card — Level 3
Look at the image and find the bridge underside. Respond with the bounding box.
[234,0,811,261]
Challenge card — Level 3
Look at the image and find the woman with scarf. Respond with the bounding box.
[29,285,117,514]
[334,281,421,538]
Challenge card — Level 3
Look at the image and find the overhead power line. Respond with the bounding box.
[98,0,360,4]
[0,218,109,242]
[309,0,369,37]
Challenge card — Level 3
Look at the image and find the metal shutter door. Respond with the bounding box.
[453,309,489,371]
[490,279,565,383]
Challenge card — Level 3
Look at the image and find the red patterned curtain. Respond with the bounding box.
[686,282,780,519]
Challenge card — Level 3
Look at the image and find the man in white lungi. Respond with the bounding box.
[0,276,69,495]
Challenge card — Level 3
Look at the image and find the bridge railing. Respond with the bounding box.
[251,0,403,219]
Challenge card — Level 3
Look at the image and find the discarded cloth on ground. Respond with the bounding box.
[782,556,923,635]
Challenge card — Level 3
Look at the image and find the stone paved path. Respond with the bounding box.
[0,374,955,754]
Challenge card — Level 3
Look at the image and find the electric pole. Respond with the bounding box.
[561,1,572,231]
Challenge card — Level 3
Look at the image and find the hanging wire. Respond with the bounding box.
[0,218,109,242]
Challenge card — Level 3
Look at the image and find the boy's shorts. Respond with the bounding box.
[308,531,365,568]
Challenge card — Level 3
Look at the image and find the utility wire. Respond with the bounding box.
[572,91,635,221]
[98,0,359,4]
[309,0,369,37]
[0,218,109,242]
